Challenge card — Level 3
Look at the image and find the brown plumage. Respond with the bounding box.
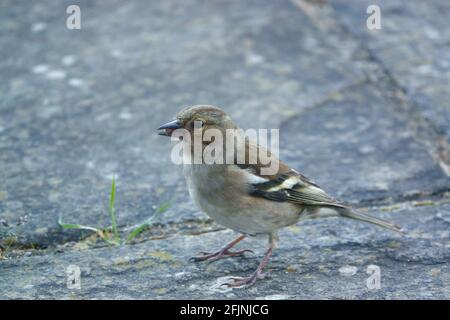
[158,105,403,288]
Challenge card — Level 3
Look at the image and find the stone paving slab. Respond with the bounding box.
[330,0,450,142]
[1,0,449,248]
[1,0,450,300]
[0,0,411,246]
[281,83,450,203]
[1,202,449,299]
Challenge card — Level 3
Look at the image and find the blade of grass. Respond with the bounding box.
[125,221,150,243]
[58,221,100,233]
[58,217,119,246]
[125,201,171,244]
[155,201,171,215]
[109,176,120,243]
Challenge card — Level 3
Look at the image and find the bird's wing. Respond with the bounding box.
[247,168,345,208]
[235,139,344,208]
[233,138,404,234]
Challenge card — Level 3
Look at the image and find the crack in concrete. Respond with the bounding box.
[332,12,450,177]
[290,0,450,175]
[363,44,450,177]
[277,78,370,127]
[3,193,448,260]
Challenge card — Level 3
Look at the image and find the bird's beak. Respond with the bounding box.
[157,119,182,136]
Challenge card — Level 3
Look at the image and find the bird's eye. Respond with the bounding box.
[192,119,204,129]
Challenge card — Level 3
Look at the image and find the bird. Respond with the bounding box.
[157,105,403,288]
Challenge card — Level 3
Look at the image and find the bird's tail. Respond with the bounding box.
[337,207,404,234]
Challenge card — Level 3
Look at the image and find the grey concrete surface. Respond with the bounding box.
[0,0,449,299]
[1,203,449,299]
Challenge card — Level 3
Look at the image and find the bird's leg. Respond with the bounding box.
[223,246,273,288]
[222,232,278,288]
[189,234,253,262]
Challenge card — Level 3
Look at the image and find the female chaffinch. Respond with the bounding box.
[158,105,403,288]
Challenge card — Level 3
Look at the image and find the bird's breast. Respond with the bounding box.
[182,164,301,234]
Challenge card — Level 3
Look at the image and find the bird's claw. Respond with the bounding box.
[220,270,272,288]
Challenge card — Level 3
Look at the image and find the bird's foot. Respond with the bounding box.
[221,269,272,288]
[189,248,254,262]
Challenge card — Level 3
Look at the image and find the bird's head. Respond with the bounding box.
[157,105,236,137]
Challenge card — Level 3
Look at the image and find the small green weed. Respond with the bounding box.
[59,177,170,246]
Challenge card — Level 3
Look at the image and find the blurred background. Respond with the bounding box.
[0,0,449,299]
